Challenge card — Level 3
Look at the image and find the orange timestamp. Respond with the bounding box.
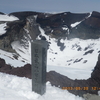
[62,87,100,90]
[62,87,89,90]
[91,87,100,90]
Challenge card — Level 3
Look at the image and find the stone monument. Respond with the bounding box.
[31,40,48,95]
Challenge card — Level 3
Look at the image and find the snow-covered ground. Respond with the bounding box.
[0,73,85,100]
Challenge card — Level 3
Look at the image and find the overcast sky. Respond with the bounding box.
[0,0,100,14]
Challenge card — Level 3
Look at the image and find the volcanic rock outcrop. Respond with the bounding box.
[0,11,100,54]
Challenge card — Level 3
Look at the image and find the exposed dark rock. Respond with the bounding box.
[57,39,65,51]
[55,52,57,54]
[73,58,83,63]
[84,47,90,51]
[36,12,89,38]
[8,64,31,78]
[83,60,88,63]
[0,58,13,72]
[0,12,5,15]
[77,47,82,51]
[0,62,31,78]
[9,11,52,20]
[71,44,82,51]
[26,15,41,40]
[36,12,89,28]
[39,35,46,40]
[91,55,100,80]
[69,11,100,39]
[83,50,94,55]
[0,58,5,68]
[98,50,100,53]
[67,59,73,62]
[9,11,90,40]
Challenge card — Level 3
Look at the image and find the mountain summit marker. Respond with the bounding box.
[31,40,48,95]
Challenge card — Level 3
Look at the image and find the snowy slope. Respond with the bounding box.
[0,73,85,100]
[0,23,7,35]
[0,14,18,21]
[0,14,18,35]
[0,49,26,67]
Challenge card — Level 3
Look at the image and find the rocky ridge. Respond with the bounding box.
[0,11,100,54]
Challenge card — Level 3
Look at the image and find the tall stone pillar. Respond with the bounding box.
[31,40,48,95]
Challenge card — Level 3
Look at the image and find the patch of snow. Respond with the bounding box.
[24,28,29,33]
[0,49,26,67]
[0,23,6,35]
[51,30,54,32]
[0,73,85,100]
[11,40,31,64]
[47,65,92,79]
[64,12,67,15]
[34,15,38,20]
[0,14,19,21]
[98,91,100,96]
[38,26,50,41]
[62,27,68,30]
[87,12,92,18]
[71,21,82,28]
